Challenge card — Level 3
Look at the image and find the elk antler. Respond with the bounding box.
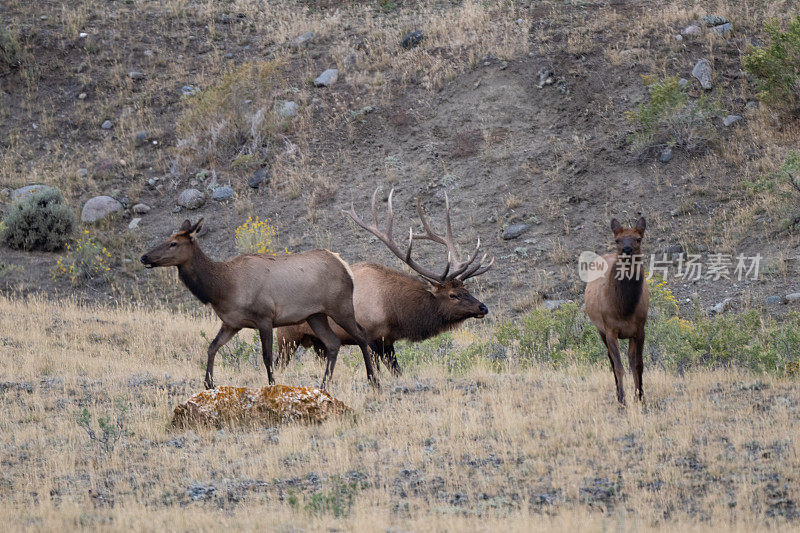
[344,188,494,283]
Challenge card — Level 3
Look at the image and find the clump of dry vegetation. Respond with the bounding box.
[174,60,283,175]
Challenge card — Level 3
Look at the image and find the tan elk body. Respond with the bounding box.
[140,219,378,389]
[277,190,493,373]
[584,217,649,404]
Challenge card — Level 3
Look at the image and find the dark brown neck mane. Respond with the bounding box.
[393,283,465,342]
[177,244,227,305]
[612,259,643,317]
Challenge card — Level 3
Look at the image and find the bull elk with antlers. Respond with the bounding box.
[276,189,493,373]
[140,218,378,390]
[585,217,649,404]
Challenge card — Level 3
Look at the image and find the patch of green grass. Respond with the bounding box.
[300,475,364,518]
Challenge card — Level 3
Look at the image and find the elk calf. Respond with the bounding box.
[584,217,649,404]
[140,219,378,390]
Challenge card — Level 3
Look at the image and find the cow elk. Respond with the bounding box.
[584,217,649,404]
[276,189,493,374]
[140,218,378,390]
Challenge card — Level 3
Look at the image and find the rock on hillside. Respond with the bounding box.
[172,385,350,427]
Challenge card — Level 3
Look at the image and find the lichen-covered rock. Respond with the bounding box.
[172,385,350,427]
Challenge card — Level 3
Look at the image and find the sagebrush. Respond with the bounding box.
[744,16,800,117]
[626,75,717,154]
[2,188,75,251]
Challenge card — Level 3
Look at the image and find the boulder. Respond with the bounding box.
[702,15,728,26]
[81,195,123,223]
[503,223,531,240]
[401,30,424,49]
[709,298,732,315]
[711,23,733,34]
[132,203,151,214]
[171,385,351,427]
[211,186,235,201]
[314,69,338,87]
[274,100,299,119]
[11,184,59,201]
[178,189,205,209]
[249,166,271,188]
[682,25,702,36]
[291,31,314,47]
[692,58,713,90]
[723,115,742,127]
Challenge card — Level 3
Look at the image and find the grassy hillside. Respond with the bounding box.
[1,295,799,530]
[1,0,799,314]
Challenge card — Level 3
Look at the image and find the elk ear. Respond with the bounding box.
[635,216,646,234]
[424,279,444,293]
[188,218,204,238]
[179,219,193,232]
[610,218,623,235]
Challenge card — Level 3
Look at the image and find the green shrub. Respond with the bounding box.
[0,23,22,71]
[626,75,717,153]
[2,189,75,251]
[743,16,800,117]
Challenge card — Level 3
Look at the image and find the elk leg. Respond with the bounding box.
[332,317,379,389]
[307,314,342,390]
[382,342,401,376]
[258,321,275,386]
[628,330,645,401]
[368,340,385,373]
[205,324,239,389]
[311,338,327,360]
[370,344,382,373]
[599,331,625,404]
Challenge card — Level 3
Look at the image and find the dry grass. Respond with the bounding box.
[0,295,798,531]
[0,0,527,199]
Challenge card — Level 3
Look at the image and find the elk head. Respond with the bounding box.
[345,189,493,319]
[611,217,646,257]
[140,218,203,268]
[427,278,489,320]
